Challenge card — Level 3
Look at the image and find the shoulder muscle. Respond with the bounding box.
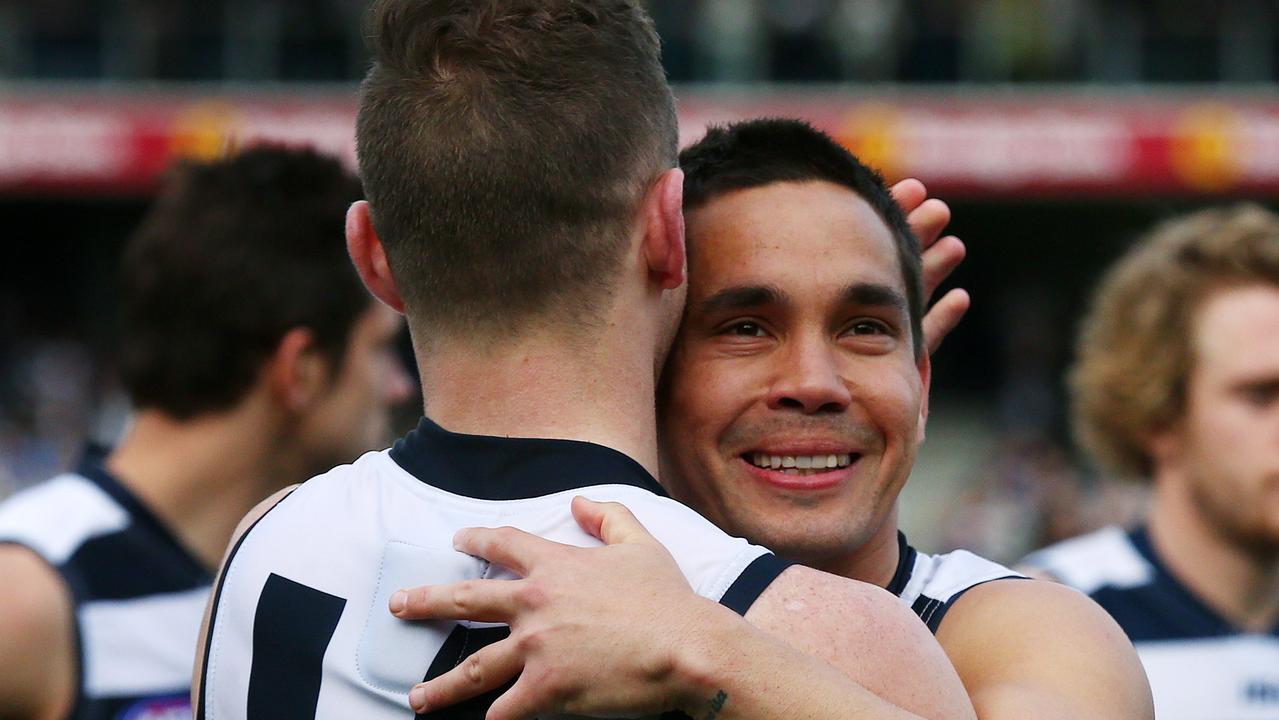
[0,545,76,720]
[935,578,1153,720]
[746,565,975,720]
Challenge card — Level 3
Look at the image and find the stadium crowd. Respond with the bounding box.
[0,0,1275,83]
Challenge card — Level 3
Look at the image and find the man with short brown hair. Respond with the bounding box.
[0,146,412,720]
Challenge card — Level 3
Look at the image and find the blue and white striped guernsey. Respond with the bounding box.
[1022,525,1279,720]
[198,417,791,720]
[887,532,1024,634]
[0,449,212,720]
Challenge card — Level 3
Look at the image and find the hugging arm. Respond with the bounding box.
[391,497,975,720]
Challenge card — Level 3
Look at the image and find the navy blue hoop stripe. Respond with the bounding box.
[246,574,346,720]
[719,553,793,616]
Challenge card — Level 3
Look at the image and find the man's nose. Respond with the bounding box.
[766,339,851,414]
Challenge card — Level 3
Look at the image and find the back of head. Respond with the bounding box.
[679,119,924,358]
[119,146,368,420]
[1071,204,1279,479]
[356,0,678,339]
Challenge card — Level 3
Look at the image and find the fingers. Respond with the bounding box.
[890,178,926,212]
[921,235,966,300]
[892,178,951,250]
[908,199,952,251]
[390,579,522,622]
[453,525,564,577]
[410,640,525,714]
[570,496,659,547]
[922,288,971,356]
[485,675,553,720]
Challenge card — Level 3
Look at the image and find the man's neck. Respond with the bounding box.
[419,329,662,477]
[815,508,903,590]
[106,404,293,571]
[1148,479,1279,632]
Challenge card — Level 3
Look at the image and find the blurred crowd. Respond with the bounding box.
[0,336,125,498]
[0,0,1276,84]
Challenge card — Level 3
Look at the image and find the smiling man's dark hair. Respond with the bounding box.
[680,119,923,358]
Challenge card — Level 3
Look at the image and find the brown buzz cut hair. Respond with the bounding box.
[356,0,678,338]
[1071,203,1279,479]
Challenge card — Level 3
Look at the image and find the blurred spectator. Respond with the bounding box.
[0,146,414,720]
[1022,205,1279,719]
[963,0,1086,81]
[2,0,1268,84]
[696,0,767,82]
[1139,0,1222,82]
[763,0,840,81]
[827,0,905,81]
[897,0,963,82]
[940,435,1146,564]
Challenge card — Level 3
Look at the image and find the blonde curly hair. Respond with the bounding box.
[1070,204,1279,479]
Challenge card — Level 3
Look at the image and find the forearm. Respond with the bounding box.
[672,600,964,720]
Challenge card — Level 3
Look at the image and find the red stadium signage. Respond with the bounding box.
[4,88,1279,197]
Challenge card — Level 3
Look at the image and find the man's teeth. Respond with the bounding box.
[749,453,853,471]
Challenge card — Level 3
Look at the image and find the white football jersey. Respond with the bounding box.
[886,532,1024,633]
[1023,526,1279,720]
[0,450,211,720]
[197,419,789,720]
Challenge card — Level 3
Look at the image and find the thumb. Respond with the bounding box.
[571,496,659,546]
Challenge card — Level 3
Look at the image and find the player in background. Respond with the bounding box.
[1021,205,1279,719]
[194,2,979,719]
[393,120,1154,720]
[0,146,413,720]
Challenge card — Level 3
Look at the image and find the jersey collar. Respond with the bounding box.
[886,531,918,597]
[75,444,212,581]
[389,416,668,501]
[1130,526,1279,638]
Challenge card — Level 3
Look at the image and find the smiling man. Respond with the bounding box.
[398,119,1154,720]
[660,131,932,587]
[661,119,1150,718]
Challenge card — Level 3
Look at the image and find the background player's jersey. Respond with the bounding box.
[0,451,212,720]
[198,419,790,720]
[1022,525,1279,720]
[888,532,1023,633]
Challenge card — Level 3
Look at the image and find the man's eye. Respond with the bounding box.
[1242,383,1279,408]
[727,322,767,337]
[849,320,890,336]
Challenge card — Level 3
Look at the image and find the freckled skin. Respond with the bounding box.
[783,599,808,613]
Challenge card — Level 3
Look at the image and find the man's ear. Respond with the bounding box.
[266,328,330,411]
[1146,425,1184,471]
[641,168,686,291]
[916,348,932,443]
[346,201,406,313]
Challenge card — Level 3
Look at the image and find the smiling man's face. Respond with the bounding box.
[658,180,929,572]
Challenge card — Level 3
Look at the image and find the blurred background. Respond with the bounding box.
[3,0,1276,561]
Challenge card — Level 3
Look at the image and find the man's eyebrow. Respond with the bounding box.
[842,283,908,313]
[697,285,787,315]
